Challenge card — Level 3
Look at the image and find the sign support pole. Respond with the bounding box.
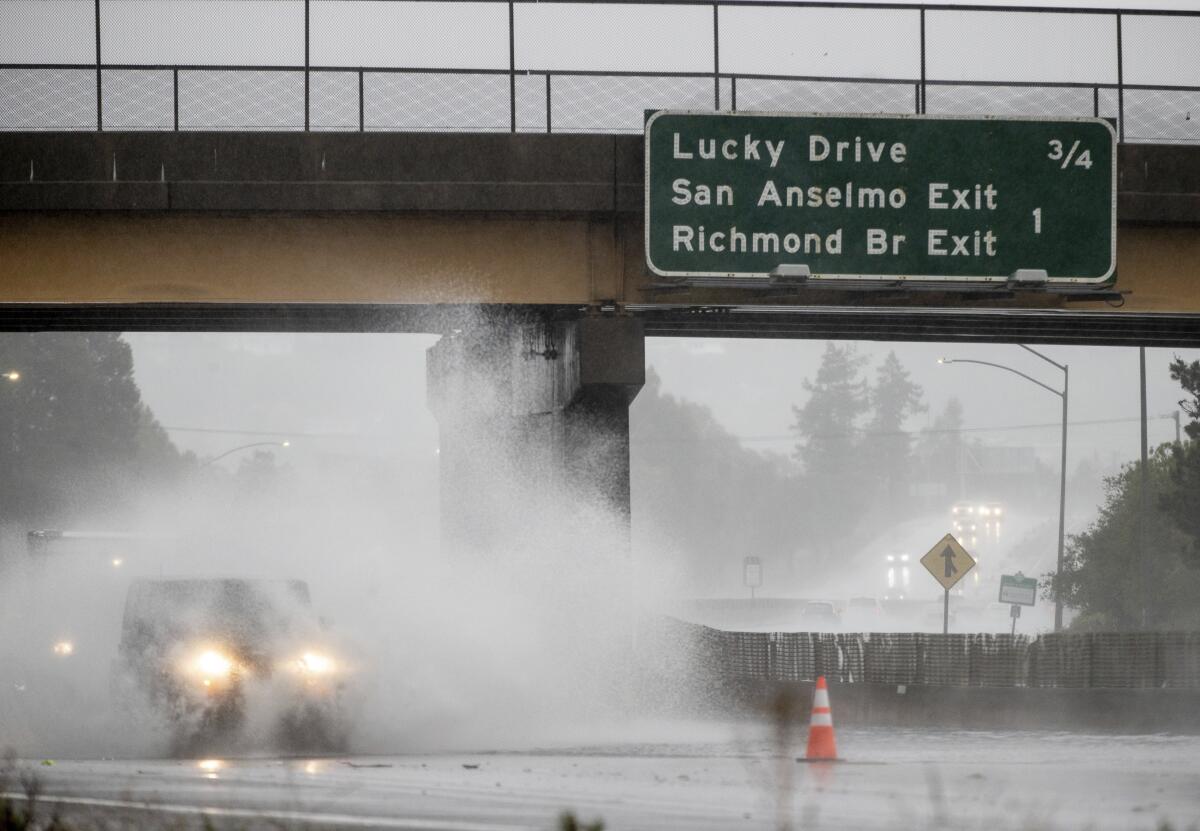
[921,533,975,632]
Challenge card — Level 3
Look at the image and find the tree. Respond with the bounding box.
[0,332,186,527]
[1049,447,1200,630]
[863,351,927,507]
[631,368,802,594]
[791,343,868,477]
[790,343,870,556]
[1162,357,1200,566]
[235,449,287,494]
[917,397,965,500]
[1169,356,1200,441]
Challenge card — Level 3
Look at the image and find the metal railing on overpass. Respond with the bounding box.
[1,1,1199,142]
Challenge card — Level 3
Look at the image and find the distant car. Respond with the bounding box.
[884,553,912,592]
[799,600,840,630]
[950,501,1005,520]
[950,501,1005,546]
[114,578,349,755]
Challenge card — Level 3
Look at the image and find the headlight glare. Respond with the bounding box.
[296,652,335,675]
[192,649,234,681]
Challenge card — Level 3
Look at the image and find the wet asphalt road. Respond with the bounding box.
[6,727,1200,831]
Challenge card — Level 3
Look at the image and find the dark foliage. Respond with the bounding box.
[0,333,187,527]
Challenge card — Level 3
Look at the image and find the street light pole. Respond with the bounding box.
[200,440,290,467]
[940,346,1069,631]
[1020,345,1069,633]
[1139,347,1148,629]
[1057,362,1069,633]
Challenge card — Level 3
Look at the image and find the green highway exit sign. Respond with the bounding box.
[644,112,1116,283]
[999,573,1038,606]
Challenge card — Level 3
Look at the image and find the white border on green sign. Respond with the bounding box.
[643,110,1118,284]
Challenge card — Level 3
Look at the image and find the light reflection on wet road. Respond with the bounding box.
[6,727,1200,830]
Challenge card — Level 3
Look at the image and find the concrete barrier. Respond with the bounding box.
[722,680,1200,734]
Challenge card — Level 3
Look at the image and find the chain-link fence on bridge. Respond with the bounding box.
[1,1,1199,141]
[653,618,1200,689]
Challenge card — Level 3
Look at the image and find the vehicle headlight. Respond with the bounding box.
[185,648,236,687]
[52,640,74,657]
[196,650,233,677]
[294,652,336,675]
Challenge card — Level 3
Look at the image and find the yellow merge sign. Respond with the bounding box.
[920,533,977,591]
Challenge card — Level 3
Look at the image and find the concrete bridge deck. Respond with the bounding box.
[4,131,1198,223]
[2,131,1200,343]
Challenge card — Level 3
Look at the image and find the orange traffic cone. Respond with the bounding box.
[804,676,839,760]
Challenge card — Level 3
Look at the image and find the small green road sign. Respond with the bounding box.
[644,111,1116,283]
[743,556,762,588]
[999,573,1038,606]
[744,556,762,600]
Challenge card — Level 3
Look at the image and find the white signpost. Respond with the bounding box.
[743,556,762,599]
[999,572,1038,635]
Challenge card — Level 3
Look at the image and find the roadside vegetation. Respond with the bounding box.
[0,333,187,531]
[1047,357,1200,629]
[633,346,1015,594]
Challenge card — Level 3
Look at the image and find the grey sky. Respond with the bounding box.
[5,1,1199,85]
[647,338,1198,464]
[125,333,1199,480]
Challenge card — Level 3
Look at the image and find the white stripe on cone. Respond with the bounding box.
[813,688,830,708]
[810,712,833,727]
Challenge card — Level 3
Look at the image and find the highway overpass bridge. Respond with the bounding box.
[1,129,1200,336]
[3,129,1200,558]
[4,0,1200,558]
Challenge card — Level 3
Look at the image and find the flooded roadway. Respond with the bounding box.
[5,725,1199,830]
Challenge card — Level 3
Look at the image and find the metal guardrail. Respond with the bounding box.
[1,1,1199,140]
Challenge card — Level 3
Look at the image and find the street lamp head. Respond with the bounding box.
[280,440,291,448]
[937,358,948,365]
[4,371,20,381]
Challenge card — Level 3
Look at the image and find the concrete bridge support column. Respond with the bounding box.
[426,314,644,567]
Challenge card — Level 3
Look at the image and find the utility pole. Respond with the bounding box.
[1057,363,1069,632]
[957,440,966,499]
[1139,348,1149,630]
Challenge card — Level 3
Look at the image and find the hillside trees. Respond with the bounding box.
[1048,356,1200,629]
[1162,357,1200,566]
[631,368,801,593]
[864,351,928,506]
[1051,448,1200,630]
[0,333,186,528]
[790,344,934,556]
